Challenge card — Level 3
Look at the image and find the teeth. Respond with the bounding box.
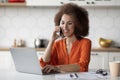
[64,30,68,32]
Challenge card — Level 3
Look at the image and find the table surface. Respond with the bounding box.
[0,70,120,80]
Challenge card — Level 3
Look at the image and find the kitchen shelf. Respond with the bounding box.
[0,2,26,7]
[0,47,120,52]
[0,2,120,7]
[0,47,45,51]
[92,47,120,52]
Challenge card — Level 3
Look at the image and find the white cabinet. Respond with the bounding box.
[0,51,14,70]
[63,0,118,6]
[26,0,63,6]
[93,0,115,6]
[89,52,109,70]
[63,0,87,5]
[109,52,120,62]
[114,0,120,5]
[0,51,44,70]
[26,0,120,6]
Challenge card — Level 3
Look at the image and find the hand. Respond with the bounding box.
[51,26,61,41]
[42,65,59,74]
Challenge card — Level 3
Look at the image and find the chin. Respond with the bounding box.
[63,34,69,37]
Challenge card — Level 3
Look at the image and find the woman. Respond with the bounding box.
[40,3,91,73]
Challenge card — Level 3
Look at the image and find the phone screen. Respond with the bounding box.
[56,27,62,36]
[59,27,62,36]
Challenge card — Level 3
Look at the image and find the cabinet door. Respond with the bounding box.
[93,0,115,5]
[27,0,63,6]
[114,0,120,5]
[63,0,116,6]
[109,52,120,62]
[0,51,14,70]
[89,52,109,70]
[63,0,88,5]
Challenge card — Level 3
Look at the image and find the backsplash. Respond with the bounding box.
[0,6,120,48]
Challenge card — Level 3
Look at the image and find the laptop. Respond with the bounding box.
[10,48,43,75]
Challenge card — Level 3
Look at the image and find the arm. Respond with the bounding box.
[42,26,60,62]
[42,40,54,62]
[55,64,80,73]
[42,64,79,74]
[78,39,91,72]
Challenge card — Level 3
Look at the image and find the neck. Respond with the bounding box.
[66,35,77,45]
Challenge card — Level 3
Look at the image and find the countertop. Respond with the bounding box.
[0,47,120,52]
[0,70,119,80]
[0,47,45,51]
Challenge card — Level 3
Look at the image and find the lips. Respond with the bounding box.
[63,30,69,33]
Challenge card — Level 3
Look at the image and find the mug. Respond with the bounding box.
[109,61,120,77]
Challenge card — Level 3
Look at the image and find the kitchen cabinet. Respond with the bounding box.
[115,0,120,6]
[0,50,43,70]
[0,0,120,7]
[109,52,120,62]
[63,0,120,6]
[89,52,109,70]
[0,51,14,70]
[0,2,26,6]
[26,0,63,6]
[0,48,120,70]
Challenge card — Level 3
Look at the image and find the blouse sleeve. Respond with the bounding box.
[40,41,58,68]
[77,39,91,72]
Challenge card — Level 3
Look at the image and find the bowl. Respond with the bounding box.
[99,38,112,48]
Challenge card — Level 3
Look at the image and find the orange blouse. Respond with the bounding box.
[40,38,91,72]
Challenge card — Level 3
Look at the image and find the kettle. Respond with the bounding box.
[34,38,48,48]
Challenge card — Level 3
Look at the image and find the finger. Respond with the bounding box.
[55,26,60,32]
[46,68,53,73]
[42,66,50,73]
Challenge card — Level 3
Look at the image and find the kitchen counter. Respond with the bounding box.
[0,70,119,80]
[0,47,45,51]
[0,47,120,52]
[91,47,120,52]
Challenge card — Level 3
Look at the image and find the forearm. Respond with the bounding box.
[56,64,80,73]
[42,40,54,62]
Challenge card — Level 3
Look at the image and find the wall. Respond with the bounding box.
[0,6,120,48]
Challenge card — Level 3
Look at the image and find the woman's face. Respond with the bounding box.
[60,14,75,37]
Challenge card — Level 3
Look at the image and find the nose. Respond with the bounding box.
[62,24,68,30]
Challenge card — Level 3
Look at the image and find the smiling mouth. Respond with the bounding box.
[63,30,69,33]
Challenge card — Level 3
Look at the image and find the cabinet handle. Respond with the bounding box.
[91,53,98,55]
[91,1,95,4]
[60,2,64,4]
[86,2,90,4]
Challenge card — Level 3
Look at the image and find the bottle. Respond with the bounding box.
[13,39,17,47]
[17,39,23,47]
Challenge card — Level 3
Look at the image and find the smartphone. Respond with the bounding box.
[56,27,62,36]
[59,27,62,36]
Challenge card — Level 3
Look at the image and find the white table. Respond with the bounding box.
[0,70,119,80]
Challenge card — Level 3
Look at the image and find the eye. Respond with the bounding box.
[60,21,64,25]
[68,22,73,25]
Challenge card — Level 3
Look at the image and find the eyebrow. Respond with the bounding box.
[61,20,74,23]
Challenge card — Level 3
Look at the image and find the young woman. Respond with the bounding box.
[40,3,91,73]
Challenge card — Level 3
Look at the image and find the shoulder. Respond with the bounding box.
[80,38,91,42]
[78,38,91,44]
[54,38,65,45]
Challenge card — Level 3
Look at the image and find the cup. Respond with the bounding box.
[109,61,120,77]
